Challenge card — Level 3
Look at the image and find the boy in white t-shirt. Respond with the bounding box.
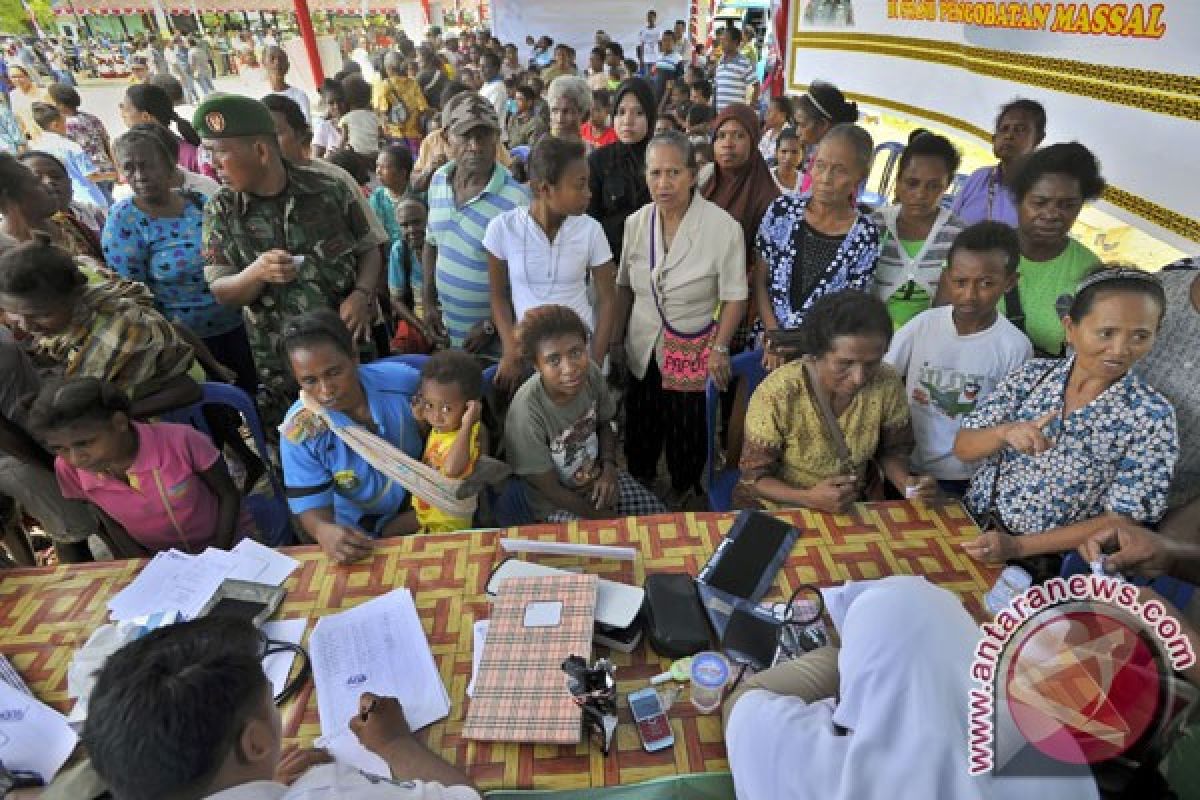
[885,221,1032,495]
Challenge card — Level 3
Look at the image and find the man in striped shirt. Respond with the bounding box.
[423,92,529,351]
[714,26,759,112]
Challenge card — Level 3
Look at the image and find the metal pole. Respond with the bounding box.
[293,0,324,85]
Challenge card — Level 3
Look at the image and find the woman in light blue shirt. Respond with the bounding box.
[279,310,424,564]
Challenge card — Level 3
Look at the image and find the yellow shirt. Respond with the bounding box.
[413,420,481,533]
[371,76,430,140]
[739,360,913,510]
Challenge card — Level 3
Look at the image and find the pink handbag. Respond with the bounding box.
[649,207,717,393]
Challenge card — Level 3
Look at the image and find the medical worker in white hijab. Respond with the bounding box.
[723,576,1100,800]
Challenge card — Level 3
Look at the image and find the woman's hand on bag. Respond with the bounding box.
[803,474,859,514]
[709,348,732,391]
[1001,411,1058,456]
[963,530,1020,564]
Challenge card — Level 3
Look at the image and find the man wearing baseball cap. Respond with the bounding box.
[422,92,528,352]
[196,94,387,429]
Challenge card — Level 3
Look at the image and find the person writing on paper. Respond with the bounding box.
[957,268,1176,573]
[30,377,251,557]
[722,576,1099,800]
[736,291,936,513]
[84,616,481,800]
[279,310,425,564]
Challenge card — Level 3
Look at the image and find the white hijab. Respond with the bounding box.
[726,576,1099,800]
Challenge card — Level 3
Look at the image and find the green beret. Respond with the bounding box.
[193,94,277,139]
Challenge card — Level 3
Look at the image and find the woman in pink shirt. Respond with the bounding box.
[30,377,251,556]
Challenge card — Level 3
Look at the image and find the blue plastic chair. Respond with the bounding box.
[858,141,906,208]
[381,353,431,371]
[704,350,768,512]
[161,382,294,546]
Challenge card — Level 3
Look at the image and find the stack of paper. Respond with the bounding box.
[310,589,450,775]
[0,679,78,783]
[108,550,231,621]
[106,541,300,621]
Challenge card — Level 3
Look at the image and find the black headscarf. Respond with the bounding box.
[587,78,657,257]
[610,77,657,162]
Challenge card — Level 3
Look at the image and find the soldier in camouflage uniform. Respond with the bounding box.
[196,94,388,430]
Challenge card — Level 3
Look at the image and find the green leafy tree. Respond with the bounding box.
[0,0,55,36]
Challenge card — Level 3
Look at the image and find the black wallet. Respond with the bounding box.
[642,572,711,658]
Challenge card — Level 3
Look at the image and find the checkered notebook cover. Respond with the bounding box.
[463,573,597,743]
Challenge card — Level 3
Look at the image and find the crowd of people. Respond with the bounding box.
[1,13,1200,800]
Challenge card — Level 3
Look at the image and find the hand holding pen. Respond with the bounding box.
[349,692,413,754]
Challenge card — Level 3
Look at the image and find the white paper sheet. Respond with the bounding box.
[499,538,637,561]
[310,589,450,742]
[107,550,233,621]
[228,539,301,586]
[261,618,307,698]
[466,619,489,698]
[0,680,78,782]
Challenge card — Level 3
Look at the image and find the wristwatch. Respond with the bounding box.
[712,344,730,354]
[483,320,496,335]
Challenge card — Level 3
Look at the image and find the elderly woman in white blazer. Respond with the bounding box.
[611,130,748,506]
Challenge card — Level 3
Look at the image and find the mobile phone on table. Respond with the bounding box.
[628,687,674,752]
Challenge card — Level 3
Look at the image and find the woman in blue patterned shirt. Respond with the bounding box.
[955,267,1177,567]
[102,128,256,395]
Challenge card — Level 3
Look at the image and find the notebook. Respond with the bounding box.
[463,573,598,744]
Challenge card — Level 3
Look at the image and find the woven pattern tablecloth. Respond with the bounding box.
[0,501,996,791]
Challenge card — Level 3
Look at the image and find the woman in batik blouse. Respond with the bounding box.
[956,267,1178,568]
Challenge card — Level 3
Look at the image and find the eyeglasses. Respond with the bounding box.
[259,631,311,706]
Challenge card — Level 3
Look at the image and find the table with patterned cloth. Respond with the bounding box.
[0,501,997,791]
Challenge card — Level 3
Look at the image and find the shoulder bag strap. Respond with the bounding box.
[299,392,476,518]
[1005,283,1026,334]
[803,357,854,471]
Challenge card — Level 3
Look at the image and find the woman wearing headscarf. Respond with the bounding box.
[699,103,780,268]
[699,103,780,359]
[587,78,655,261]
[724,576,1099,799]
[6,65,49,139]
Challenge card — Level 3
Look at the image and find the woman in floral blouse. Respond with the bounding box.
[754,123,880,371]
[956,267,1177,567]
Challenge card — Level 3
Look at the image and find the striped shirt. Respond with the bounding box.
[869,207,967,329]
[427,162,530,346]
[714,53,756,111]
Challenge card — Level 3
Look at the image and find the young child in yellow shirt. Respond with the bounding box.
[411,350,484,533]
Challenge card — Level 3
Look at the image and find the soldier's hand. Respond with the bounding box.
[254,249,298,284]
[339,290,373,343]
